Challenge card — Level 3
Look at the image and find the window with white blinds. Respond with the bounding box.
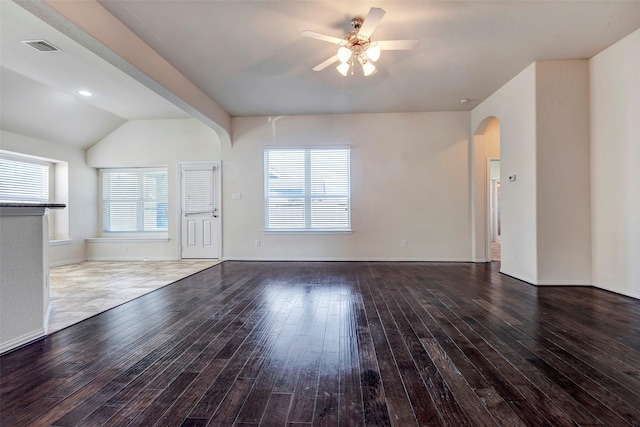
[264,148,350,231]
[184,168,215,214]
[0,154,50,203]
[102,168,168,233]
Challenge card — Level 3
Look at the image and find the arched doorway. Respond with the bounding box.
[472,117,501,263]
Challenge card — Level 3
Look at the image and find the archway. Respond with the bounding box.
[472,117,501,263]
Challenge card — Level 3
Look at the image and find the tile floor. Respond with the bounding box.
[491,240,501,261]
[48,260,220,333]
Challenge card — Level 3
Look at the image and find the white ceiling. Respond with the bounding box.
[0,0,189,149]
[1,1,640,148]
[98,0,640,116]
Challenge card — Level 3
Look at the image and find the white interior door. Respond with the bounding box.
[181,162,220,259]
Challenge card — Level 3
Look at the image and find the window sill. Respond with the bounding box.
[86,237,170,243]
[263,229,352,235]
[49,239,71,246]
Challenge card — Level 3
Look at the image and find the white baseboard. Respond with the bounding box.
[536,279,592,286]
[50,258,86,267]
[592,282,640,300]
[222,256,473,262]
[0,328,46,355]
[499,270,537,285]
[472,258,491,263]
[86,256,178,262]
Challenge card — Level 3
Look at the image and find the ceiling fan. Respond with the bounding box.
[302,7,419,77]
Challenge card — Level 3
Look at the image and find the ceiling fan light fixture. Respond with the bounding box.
[365,43,381,62]
[337,62,350,76]
[362,61,376,76]
[337,46,352,63]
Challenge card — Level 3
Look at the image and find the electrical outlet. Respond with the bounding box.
[402,240,408,247]
[255,240,261,247]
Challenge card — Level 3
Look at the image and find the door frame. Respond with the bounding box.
[486,157,500,261]
[178,161,222,260]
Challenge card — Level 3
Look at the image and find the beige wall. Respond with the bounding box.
[535,60,591,285]
[590,29,640,298]
[224,112,471,260]
[87,118,221,260]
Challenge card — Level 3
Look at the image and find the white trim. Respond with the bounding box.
[472,258,491,263]
[499,270,537,285]
[486,156,500,261]
[0,328,46,355]
[49,239,72,246]
[263,229,352,234]
[592,282,640,300]
[222,256,473,262]
[536,280,592,286]
[264,145,351,150]
[49,258,87,267]
[86,237,169,243]
[44,302,53,333]
[86,256,177,261]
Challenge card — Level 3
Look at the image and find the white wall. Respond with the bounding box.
[224,112,471,261]
[590,29,640,298]
[535,60,591,285]
[0,211,48,353]
[0,130,96,265]
[472,64,538,282]
[86,118,221,260]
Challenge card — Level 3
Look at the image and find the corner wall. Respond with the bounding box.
[224,112,471,261]
[0,130,96,265]
[471,64,538,283]
[535,60,591,285]
[590,29,640,298]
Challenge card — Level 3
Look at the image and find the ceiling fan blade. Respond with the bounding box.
[302,31,344,45]
[313,55,339,71]
[377,39,420,50]
[358,7,386,39]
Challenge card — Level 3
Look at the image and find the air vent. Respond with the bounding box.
[21,39,62,53]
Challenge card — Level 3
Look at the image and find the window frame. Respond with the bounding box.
[100,167,169,235]
[0,150,71,242]
[264,146,351,233]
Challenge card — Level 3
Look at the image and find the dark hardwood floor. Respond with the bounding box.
[1,261,639,426]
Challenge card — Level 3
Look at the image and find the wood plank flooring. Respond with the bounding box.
[1,261,639,426]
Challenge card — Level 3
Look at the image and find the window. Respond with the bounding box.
[264,148,350,231]
[0,151,70,242]
[101,168,168,233]
[0,154,50,203]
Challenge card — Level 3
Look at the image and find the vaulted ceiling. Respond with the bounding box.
[1,0,639,149]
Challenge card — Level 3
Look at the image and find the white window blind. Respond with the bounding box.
[102,168,168,232]
[184,168,215,214]
[0,155,50,203]
[264,148,350,231]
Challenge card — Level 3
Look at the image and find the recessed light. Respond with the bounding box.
[77,90,93,97]
[459,98,469,105]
